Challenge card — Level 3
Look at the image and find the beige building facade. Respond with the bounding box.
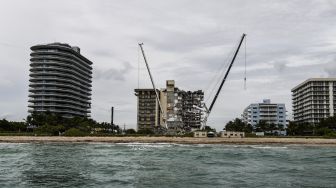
[292,78,336,124]
[135,80,204,133]
[220,131,245,138]
[134,89,160,131]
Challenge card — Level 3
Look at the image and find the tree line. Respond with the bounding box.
[225,117,336,137]
[0,112,120,136]
[0,112,172,136]
[287,117,336,137]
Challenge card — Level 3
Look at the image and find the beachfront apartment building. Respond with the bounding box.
[292,78,336,124]
[242,99,287,128]
[135,80,204,132]
[160,80,204,132]
[28,43,92,118]
[134,89,161,131]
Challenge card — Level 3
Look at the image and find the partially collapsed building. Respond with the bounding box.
[135,80,204,132]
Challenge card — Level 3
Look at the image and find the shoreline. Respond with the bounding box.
[0,136,336,145]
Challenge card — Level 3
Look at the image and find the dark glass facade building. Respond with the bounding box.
[28,43,92,117]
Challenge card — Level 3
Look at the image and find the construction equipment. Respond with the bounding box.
[138,43,167,129]
[197,33,247,130]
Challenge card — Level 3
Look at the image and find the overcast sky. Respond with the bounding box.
[0,0,336,130]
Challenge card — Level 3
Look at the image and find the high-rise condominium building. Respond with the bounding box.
[292,78,336,124]
[135,80,204,132]
[242,99,286,127]
[28,43,92,117]
[180,90,204,131]
[134,89,161,130]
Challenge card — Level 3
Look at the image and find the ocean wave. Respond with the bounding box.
[249,146,288,149]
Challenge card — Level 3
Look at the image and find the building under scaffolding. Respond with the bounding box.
[135,80,204,132]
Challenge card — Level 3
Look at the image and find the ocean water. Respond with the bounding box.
[0,143,335,188]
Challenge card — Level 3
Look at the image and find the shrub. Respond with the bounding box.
[137,128,154,135]
[125,129,136,134]
[64,128,88,137]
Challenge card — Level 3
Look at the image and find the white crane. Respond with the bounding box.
[138,43,167,129]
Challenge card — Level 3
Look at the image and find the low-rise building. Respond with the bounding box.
[220,131,245,138]
[242,99,286,128]
[193,131,207,137]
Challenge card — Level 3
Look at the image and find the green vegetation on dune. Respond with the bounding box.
[225,117,336,138]
[0,112,120,136]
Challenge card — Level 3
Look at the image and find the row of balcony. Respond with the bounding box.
[30,82,91,94]
[29,103,90,113]
[293,101,333,108]
[29,92,90,103]
[30,58,91,76]
[30,66,91,82]
[29,87,90,99]
[30,76,91,89]
[30,58,91,78]
[293,83,332,93]
[28,97,90,108]
[31,50,92,70]
[30,71,91,85]
[293,92,331,101]
[28,108,88,117]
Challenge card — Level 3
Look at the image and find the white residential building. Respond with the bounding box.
[292,78,336,124]
[242,99,286,127]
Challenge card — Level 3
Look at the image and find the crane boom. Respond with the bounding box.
[138,43,167,128]
[208,33,246,113]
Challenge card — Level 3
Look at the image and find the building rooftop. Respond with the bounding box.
[291,78,336,91]
[30,42,93,65]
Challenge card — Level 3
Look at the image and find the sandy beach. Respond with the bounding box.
[0,136,336,145]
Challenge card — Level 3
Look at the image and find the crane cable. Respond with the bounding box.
[205,48,234,103]
[138,45,140,89]
[204,39,241,103]
[244,36,247,90]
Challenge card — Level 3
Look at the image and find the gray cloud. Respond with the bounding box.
[324,57,336,76]
[0,0,336,130]
[0,113,13,119]
[94,61,133,81]
[273,61,287,73]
